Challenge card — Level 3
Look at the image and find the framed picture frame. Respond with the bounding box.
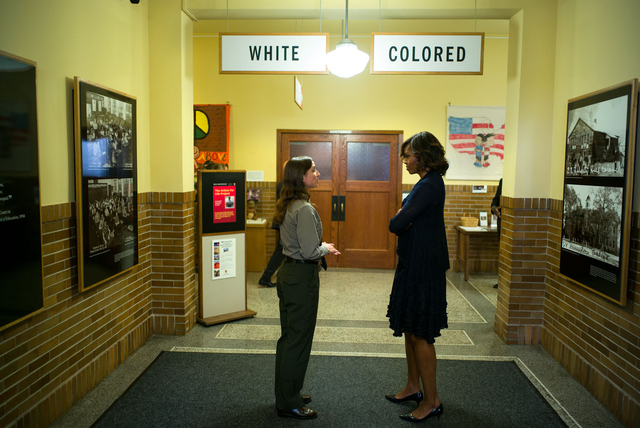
[446,105,505,180]
[0,50,45,332]
[559,79,638,305]
[472,185,488,193]
[73,77,138,292]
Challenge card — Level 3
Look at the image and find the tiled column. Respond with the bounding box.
[149,191,197,335]
[494,196,549,344]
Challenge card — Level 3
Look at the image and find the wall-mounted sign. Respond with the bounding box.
[220,33,329,74]
[371,33,484,75]
[294,76,303,109]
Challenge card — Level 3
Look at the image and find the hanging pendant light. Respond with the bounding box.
[325,0,370,78]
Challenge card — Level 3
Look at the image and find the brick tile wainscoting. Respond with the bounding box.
[494,196,640,427]
[494,197,550,345]
[247,181,501,274]
[148,192,197,335]
[0,191,198,427]
[542,207,640,427]
[442,184,500,273]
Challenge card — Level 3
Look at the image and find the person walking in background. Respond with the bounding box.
[258,180,284,287]
[491,179,502,289]
[386,132,449,423]
[273,156,340,420]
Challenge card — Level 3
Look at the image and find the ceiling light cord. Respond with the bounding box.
[345,0,349,38]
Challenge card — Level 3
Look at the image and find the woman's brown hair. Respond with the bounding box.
[273,156,313,224]
[401,131,449,176]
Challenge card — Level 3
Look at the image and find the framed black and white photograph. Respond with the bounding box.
[74,77,138,292]
[560,79,638,305]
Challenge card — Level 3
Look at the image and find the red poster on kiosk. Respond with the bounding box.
[213,185,237,223]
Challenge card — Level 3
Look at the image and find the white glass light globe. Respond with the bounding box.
[325,40,370,78]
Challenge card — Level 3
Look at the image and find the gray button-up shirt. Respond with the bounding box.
[280,199,329,261]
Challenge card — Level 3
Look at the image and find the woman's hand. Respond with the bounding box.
[322,242,341,255]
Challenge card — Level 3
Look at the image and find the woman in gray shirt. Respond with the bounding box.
[272,156,340,420]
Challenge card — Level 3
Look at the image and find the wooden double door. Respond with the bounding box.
[277,130,402,269]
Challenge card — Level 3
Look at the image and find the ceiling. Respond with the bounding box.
[184,0,519,21]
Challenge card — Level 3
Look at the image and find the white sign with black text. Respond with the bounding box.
[220,33,329,74]
[371,33,484,74]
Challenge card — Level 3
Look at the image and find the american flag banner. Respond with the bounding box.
[446,105,505,180]
[448,116,495,157]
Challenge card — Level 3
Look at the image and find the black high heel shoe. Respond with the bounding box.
[399,403,444,423]
[385,391,424,404]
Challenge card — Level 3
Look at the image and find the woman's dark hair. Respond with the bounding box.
[401,131,449,176]
[273,156,313,224]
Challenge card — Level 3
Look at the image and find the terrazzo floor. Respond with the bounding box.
[51,269,623,428]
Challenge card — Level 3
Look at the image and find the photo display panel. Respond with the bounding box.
[74,78,139,291]
[559,80,638,304]
[0,51,44,331]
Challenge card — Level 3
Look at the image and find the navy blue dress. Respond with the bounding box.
[387,170,449,343]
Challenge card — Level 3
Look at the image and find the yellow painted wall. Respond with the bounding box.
[503,2,558,199]
[6,0,638,203]
[0,0,150,206]
[182,13,195,191]
[551,0,640,202]
[193,19,509,184]
[149,0,195,192]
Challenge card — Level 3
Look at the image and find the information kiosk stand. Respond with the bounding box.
[197,170,256,325]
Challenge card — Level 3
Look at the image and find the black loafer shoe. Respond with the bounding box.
[302,394,311,404]
[276,406,317,419]
[258,278,276,287]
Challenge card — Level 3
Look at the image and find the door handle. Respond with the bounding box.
[332,195,346,221]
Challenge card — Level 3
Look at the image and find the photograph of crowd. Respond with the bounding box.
[565,94,628,178]
[86,178,135,255]
[83,90,134,171]
[561,184,623,267]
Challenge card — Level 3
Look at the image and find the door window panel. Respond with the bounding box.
[290,141,332,178]
[347,142,390,181]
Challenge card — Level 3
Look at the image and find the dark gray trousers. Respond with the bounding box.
[274,262,320,409]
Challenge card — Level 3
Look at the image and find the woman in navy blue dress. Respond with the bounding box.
[385,131,449,423]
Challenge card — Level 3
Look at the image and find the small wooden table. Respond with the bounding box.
[246,219,267,272]
[455,225,498,280]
